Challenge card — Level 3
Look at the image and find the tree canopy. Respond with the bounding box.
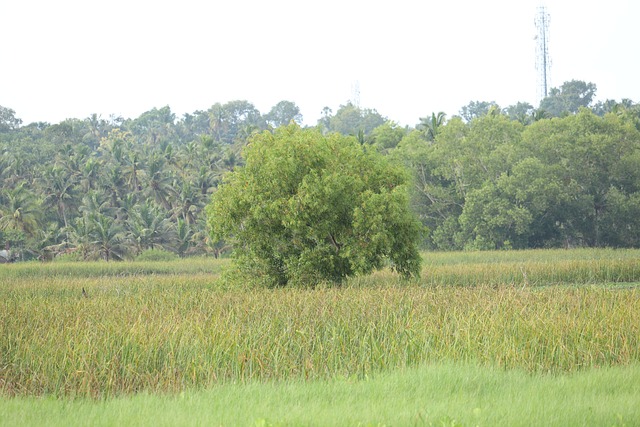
[539,80,597,117]
[2,79,640,267]
[395,108,640,249]
[207,124,422,286]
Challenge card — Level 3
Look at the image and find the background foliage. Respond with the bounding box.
[2,80,640,261]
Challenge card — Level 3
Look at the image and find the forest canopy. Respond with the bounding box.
[2,80,640,262]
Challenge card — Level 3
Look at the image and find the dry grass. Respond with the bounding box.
[2,253,639,397]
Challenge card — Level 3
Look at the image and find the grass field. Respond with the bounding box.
[3,363,639,426]
[1,249,640,425]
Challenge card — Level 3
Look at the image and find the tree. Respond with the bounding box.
[392,129,463,250]
[320,102,386,137]
[522,109,640,246]
[208,100,264,144]
[0,106,22,132]
[125,106,176,146]
[174,218,195,257]
[69,214,95,260]
[0,183,43,238]
[207,124,422,286]
[39,165,78,229]
[503,102,535,125]
[366,121,406,153]
[264,100,303,127]
[432,114,525,197]
[457,158,568,249]
[126,201,174,255]
[459,101,500,122]
[91,213,127,261]
[83,113,113,148]
[591,99,620,117]
[144,153,175,211]
[418,112,446,141]
[458,181,533,250]
[539,80,597,117]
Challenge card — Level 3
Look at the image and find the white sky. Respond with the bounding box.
[2,0,639,127]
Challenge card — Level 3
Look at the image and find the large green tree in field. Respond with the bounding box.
[207,124,422,286]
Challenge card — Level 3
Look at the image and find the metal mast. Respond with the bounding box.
[534,5,551,102]
[350,80,361,108]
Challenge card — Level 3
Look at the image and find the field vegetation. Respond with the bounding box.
[1,249,639,395]
[3,363,639,426]
[1,249,639,425]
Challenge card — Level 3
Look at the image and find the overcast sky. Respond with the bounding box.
[2,0,639,127]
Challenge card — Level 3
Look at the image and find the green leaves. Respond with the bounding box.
[395,107,640,250]
[207,124,422,286]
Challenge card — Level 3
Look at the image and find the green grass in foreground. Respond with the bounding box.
[1,363,638,427]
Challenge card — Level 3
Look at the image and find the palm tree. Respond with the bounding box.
[126,201,174,255]
[122,150,143,193]
[84,113,112,148]
[39,165,78,229]
[79,189,117,219]
[2,154,29,187]
[0,183,43,238]
[419,112,446,142]
[209,104,230,143]
[171,181,203,225]
[0,155,8,183]
[91,213,127,261]
[178,141,199,172]
[69,214,96,260]
[100,165,126,208]
[80,157,102,193]
[173,218,194,257]
[144,153,176,211]
[532,109,550,122]
[189,216,217,256]
[193,166,217,196]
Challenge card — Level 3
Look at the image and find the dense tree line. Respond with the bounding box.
[396,107,640,249]
[1,80,640,260]
[0,101,302,260]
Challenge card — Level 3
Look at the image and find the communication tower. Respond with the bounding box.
[350,80,361,108]
[534,5,551,102]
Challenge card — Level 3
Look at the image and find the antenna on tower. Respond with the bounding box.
[534,5,551,103]
[350,80,361,108]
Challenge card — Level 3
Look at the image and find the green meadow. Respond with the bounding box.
[1,249,640,426]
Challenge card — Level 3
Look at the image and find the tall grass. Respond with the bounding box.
[423,258,640,286]
[0,257,227,280]
[418,248,640,286]
[422,247,640,266]
[2,269,639,397]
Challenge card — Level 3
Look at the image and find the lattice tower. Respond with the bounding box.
[534,5,551,102]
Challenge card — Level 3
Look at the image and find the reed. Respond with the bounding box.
[0,257,227,280]
[2,254,639,397]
